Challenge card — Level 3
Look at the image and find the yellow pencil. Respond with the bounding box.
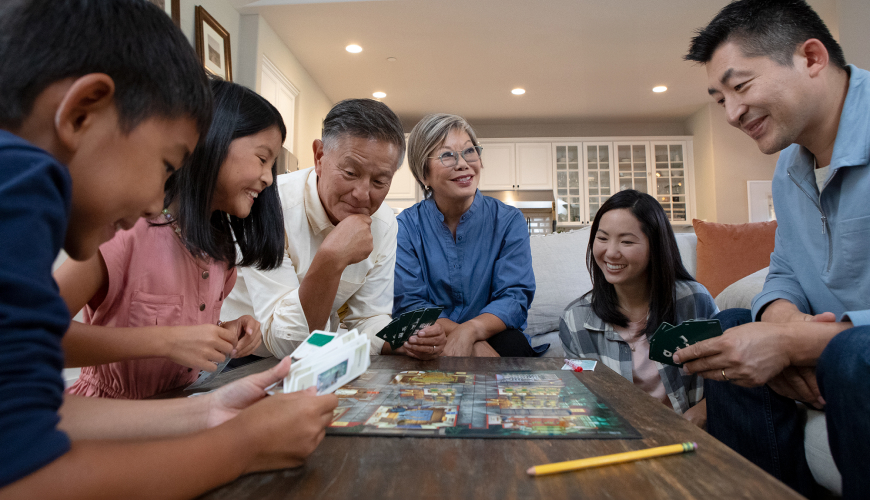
[527,442,697,476]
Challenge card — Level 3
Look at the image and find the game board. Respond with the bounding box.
[327,369,640,439]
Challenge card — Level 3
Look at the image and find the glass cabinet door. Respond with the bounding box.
[615,142,650,194]
[554,144,582,224]
[653,142,687,221]
[584,144,612,223]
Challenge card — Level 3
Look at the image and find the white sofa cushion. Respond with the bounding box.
[527,229,593,337]
[714,267,769,310]
[675,232,698,278]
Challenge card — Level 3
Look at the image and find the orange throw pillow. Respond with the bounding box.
[692,219,778,297]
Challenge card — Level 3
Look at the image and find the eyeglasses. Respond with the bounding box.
[428,146,483,168]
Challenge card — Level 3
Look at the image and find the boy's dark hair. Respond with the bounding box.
[685,0,846,70]
[163,79,286,270]
[0,0,211,135]
[322,99,406,169]
[586,190,695,337]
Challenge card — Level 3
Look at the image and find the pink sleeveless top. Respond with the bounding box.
[67,218,236,399]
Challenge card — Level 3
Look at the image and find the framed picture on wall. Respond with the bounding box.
[195,6,233,81]
[147,0,179,27]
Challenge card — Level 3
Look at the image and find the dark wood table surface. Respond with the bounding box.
[191,356,803,500]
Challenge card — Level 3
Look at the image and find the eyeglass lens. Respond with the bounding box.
[439,146,481,167]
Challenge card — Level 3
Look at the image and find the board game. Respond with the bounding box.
[327,369,640,439]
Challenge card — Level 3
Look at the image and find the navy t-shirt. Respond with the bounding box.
[0,130,72,487]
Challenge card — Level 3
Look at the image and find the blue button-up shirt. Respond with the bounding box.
[393,191,536,336]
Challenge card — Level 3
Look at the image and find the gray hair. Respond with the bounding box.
[407,113,481,197]
[321,98,406,169]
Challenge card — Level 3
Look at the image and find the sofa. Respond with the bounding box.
[525,228,841,496]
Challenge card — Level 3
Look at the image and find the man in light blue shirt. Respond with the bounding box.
[677,1,870,498]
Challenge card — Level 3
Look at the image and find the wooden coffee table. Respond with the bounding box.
[192,356,802,499]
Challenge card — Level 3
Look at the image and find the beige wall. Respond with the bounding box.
[686,103,779,224]
[837,0,870,71]
[176,2,333,170]
[248,16,333,170]
[685,104,717,222]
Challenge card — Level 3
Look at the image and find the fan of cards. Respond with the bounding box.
[648,319,724,367]
[375,306,443,350]
[274,328,371,396]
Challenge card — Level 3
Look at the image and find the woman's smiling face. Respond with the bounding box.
[592,208,650,288]
[424,128,480,207]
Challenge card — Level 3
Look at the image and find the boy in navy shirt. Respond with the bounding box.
[0,1,336,497]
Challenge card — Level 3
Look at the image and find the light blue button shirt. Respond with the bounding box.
[752,65,870,326]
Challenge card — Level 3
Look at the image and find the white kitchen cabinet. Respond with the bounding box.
[478,141,553,191]
[614,141,652,194]
[515,143,553,190]
[553,143,583,225]
[477,142,516,190]
[651,141,690,222]
[554,138,694,226]
[479,136,694,225]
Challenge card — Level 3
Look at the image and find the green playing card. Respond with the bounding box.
[375,320,401,348]
[394,306,444,349]
[376,307,445,350]
[649,319,723,367]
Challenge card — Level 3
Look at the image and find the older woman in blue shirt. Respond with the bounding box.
[394,114,542,357]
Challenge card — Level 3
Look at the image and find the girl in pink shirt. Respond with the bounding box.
[56,79,287,399]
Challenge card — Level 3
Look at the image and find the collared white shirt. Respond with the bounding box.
[222,167,396,356]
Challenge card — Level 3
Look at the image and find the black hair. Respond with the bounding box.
[685,0,846,70]
[322,98,405,168]
[162,79,286,270]
[0,0,211,135]
[586,190,694,336]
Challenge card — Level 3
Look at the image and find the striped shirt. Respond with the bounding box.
[559,280,718,415]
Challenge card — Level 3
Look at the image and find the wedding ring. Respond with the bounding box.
[431,345,435,353]
[721,369,730,381]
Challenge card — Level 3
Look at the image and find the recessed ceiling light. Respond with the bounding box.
[652,86,667,93]
[373,91,386,98]
[346,44,362,53]
[387,57,397,62]
[511,88,525,95]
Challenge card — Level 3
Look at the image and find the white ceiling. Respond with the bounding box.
[233,0,838,127]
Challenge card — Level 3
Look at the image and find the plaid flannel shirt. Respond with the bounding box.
[559,280,718,415]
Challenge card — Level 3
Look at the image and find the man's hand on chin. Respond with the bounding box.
[321,214,373,267]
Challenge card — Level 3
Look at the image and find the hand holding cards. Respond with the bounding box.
[375,306,443,350]
[281,329,371,395]
[649,319,723,367]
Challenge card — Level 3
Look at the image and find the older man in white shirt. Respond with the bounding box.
[223,99,445,359]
